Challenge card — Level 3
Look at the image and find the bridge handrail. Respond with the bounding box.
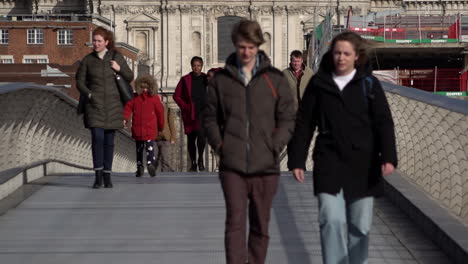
[382,81,468,115]
[0,82,136,172]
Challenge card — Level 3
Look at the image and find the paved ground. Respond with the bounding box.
[0,172,452,264]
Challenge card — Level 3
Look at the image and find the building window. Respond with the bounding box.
[217,16,243,62]
[58,29,73,45]
[23,55,48,64]
[260,33,271,57]
[0,55,14,63]
[37,58,48,64]
[192,32,201,57]
[27,29,44,44]
[135,31,148,58]
[0,29,8,44]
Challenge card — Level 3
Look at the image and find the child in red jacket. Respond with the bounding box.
[124,75,164,177]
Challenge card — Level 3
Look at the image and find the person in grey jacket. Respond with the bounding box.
[76,26,134,189]
[203,20,295,264]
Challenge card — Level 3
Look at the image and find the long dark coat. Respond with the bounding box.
[287,53,397,199]
[76,50,134,129]
[204,51,296,175]
[173,73,207,134]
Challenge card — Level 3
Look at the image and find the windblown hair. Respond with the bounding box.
[134,75,158,96]
[328,31,370,69]
[231,19,265,46]
[92,26,115,50]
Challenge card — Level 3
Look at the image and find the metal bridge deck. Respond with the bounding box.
[0,172,451,264]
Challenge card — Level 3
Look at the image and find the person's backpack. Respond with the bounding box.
[362,76,375,107]
[263,73,277,99]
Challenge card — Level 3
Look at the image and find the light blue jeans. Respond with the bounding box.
[318,189,374,264]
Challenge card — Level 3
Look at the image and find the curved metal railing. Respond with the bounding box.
[0,83,136,173]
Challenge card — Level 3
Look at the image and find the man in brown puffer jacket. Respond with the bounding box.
[203,20,295,264]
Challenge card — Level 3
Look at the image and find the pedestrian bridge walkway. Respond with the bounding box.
[0,82,467,263]
[0,171,453,264]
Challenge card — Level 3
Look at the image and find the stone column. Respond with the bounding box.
[180,5,191,76]
[287,7,301,57]
[273,6,285,69]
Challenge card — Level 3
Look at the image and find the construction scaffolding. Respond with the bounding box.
[308,12,334,72]
[305,9,467,94]
[347,14,464,43]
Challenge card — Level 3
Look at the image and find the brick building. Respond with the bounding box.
[0,14,138,100]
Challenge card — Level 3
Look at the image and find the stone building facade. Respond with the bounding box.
[1,0,467,91]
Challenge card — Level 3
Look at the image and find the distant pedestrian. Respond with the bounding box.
[124,75,164,177]
[288,31,398,264]
[173,56,208,172]
[204,20,295,264]
[155,94,177,172]
[282,50,314,111]
[76,26,134,189]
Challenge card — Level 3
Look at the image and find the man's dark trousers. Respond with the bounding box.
[219,170,279,264]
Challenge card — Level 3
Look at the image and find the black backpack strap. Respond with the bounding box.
[362,76,374,106]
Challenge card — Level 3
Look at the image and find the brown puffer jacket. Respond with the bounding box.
[203,51,296,175]
[76,50,134,129]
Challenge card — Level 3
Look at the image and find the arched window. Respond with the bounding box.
[136,31,148,57]
[192,32,201,57]
[260,33,271,57]
[217,16,242,62]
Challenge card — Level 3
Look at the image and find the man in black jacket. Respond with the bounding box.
[203,20,295,264]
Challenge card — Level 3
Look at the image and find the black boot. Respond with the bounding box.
[135,165,144,177]
[198,158,205,171]
[93,170,103,189]
[189,160,197,172]
[147,163,156,177]
[103,172,113,188]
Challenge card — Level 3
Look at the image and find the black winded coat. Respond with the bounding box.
[287,53,397,199]
[76,50,134,129]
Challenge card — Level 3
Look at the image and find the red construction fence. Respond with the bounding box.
[374,68,467,94]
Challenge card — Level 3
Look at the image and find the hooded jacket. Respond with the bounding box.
[203,51,296,175]
[287,51,398,199]
[123,75,164,141]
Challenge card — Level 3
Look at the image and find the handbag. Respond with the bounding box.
[112,51,134,104]
[77,94,87,115]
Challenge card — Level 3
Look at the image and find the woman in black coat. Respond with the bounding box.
[76,27,134,189]
[288,31,397,264]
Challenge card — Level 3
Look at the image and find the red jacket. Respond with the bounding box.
[173,72,206,134]
[124,92,164,140]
